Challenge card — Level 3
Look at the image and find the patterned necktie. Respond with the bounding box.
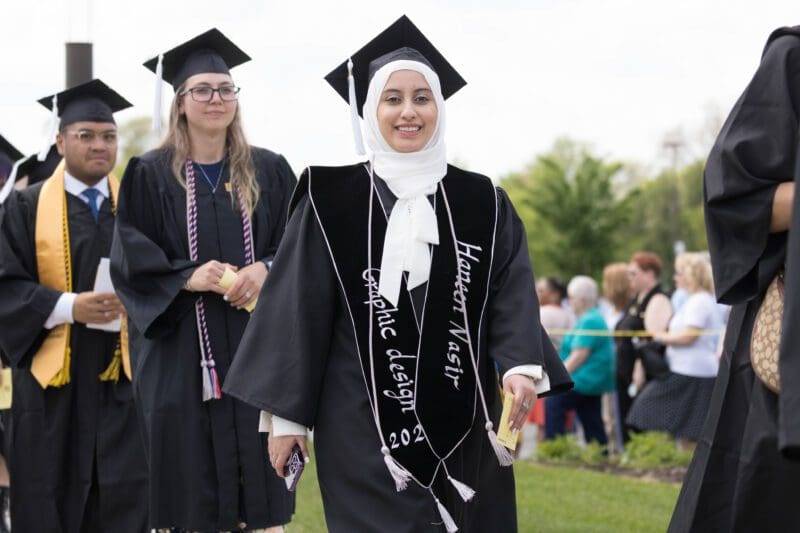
[81,188,101,222]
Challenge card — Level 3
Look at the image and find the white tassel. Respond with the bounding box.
[38,95,58,161]
[347,58,366,156]
[486,422,514,466]
[381,446,411,491]
[447,475,475,502]
[201,363,214,402]
[0,158,22,205]
[435,497,459,532]
[152,53,164,134]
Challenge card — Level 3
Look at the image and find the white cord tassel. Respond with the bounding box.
[152,53,164,134]
[447,475,476,502]
[486,422,514,466]
[347,58,366,156]
[381,446,411,491]
[38,95,58,161]
[435,497,459,532]
[0,158,23,205]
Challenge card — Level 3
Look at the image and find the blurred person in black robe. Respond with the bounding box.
[110,29,296,532]
[669,26,800,532]
[224,16,572,533]
[0,133,23,533]
[0,80,148,532]
[0,135,23,193]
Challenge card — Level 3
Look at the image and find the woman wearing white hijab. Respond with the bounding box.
[225,16,572,533]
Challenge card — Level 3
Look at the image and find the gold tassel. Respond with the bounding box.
[47,347,71,387]
[99,342,122,383]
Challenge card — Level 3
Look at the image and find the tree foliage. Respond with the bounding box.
[113,116,161,177]
[502,138,708,284]
[502,138,632,281]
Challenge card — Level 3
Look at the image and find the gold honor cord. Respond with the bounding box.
[97,174,131,383]
[32,165,131,388]
[545,328,722,338]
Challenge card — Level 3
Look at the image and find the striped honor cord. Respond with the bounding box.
[185,159,256,401]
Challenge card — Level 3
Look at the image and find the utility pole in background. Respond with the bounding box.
[66,0,93,88]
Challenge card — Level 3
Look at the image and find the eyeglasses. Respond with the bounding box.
[180,85,241,102]
[63,129,118,145]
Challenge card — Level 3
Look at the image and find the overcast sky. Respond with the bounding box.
[1,0,797,179]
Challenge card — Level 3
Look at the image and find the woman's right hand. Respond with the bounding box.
[268,434,310,478]
[185,260,237,295]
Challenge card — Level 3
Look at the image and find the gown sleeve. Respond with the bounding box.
[223,174,336,427]
[486,187,572,396]
[110,156,198,339]
[704,34,800,303]
[0,188,62,365]
[779,147,800,458]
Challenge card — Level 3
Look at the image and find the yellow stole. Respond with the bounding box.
[31,161,131,388]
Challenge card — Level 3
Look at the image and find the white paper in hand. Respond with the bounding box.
[86,258,121,332]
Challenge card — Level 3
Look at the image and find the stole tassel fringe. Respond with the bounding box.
[435,496,459,532]
[381,446,411,491]
[486,422,514,466]
[447,475,476,502]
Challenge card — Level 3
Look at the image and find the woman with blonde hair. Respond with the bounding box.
[626,252,721,445]
[110,29,296,532]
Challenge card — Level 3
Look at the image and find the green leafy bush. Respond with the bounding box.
[619,431,693,469]
[536,434,607,465]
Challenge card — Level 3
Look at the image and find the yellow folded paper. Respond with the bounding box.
[0,368,12,410]
[496,392,518,450]
[218,267,257,313]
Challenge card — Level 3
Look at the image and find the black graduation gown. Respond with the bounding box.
[0,183,148,533]
[669,28,800,533]
[223,165,572,533]
[109,147,296,531]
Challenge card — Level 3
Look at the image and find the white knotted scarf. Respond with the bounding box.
[362,60,447,307]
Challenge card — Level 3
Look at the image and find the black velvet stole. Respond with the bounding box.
[305,164,496,487]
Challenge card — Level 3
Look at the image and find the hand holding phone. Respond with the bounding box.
[283,444,305,492]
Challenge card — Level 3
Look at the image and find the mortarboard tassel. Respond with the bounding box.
[485,421,514,466]
[347,58,366,156]
[0,158,23,205]
[38,95,58,161]
[152,53,164,134]
[381,446,411,491]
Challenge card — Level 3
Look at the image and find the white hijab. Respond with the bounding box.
[362,60,447,307]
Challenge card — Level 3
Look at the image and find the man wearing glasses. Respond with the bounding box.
[0,79,148,532]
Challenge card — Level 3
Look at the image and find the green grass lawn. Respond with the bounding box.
[287,454,681,532]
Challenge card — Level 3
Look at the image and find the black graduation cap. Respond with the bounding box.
[0,144,62,204]
[0,135,24,163]
[37,79,132,128]
[17,145,61,186]
[325,15,467,117]
[143,28,251,91]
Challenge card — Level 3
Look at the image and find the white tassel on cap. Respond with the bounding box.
[152,53,164,134]
[38,95,58,161]
[381,446,411,491]
[0,158,23,205]
[347,58,366,156]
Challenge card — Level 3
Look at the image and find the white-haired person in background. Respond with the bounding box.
[545,276,616,444]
